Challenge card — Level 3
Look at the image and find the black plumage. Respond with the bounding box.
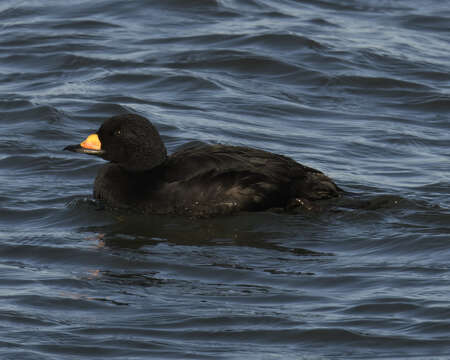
[65,114,342,217]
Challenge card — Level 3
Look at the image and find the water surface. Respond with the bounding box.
[0,0,449,359]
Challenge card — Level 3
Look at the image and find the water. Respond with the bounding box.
[0,0,449,359]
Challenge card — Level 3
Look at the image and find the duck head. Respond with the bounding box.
[64,114,167,172]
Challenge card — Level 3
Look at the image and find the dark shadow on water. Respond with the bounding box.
[76,207,333,257]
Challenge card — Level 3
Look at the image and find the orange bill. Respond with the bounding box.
[80,134,102,151]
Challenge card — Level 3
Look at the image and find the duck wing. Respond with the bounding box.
[161,144,341,214]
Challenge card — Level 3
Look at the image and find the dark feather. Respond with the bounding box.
[66,114,342,217]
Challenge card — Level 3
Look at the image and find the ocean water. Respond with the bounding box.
[0,0,449,359]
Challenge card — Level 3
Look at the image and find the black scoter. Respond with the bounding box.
[64,114,342,217]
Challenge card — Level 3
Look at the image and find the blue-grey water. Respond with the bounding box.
[0,1,449,359]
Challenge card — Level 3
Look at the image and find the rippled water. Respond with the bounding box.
[0,0,449,359]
